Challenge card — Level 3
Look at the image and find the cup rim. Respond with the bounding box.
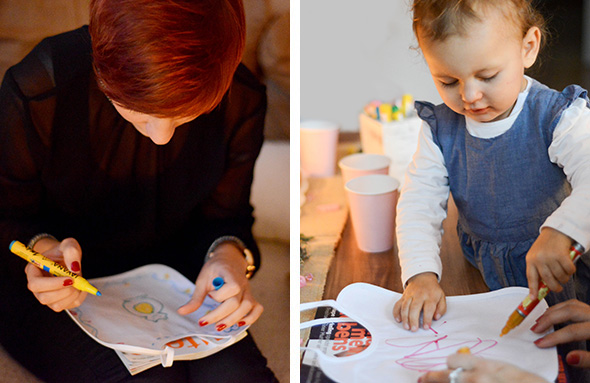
[300,120,340,131]
[345,174,400,195]
[339,153,391,171]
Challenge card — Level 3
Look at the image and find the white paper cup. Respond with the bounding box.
[300,120,340,177]
[339,153,391,184]
[345,174,400,252]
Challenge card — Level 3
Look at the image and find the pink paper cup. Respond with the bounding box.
[345,174,400,252]
[300,120,340,177]
[339,153,391,184]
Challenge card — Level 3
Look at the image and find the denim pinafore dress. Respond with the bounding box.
[415,80,588,298]
[416,81,590,382]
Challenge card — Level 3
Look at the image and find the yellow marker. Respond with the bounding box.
[500,243,584,337]
[400,94,414,117]
[9,240,101,296]
[457,347,471,354]
[379,104,393,123]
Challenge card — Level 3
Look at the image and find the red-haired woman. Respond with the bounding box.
[0,0,278,381]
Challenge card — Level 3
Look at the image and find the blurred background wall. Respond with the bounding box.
[301,0,590,132]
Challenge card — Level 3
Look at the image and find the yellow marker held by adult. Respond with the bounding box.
[500,243,584,337]
[9,240,101,296]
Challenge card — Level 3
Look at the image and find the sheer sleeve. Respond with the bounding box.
[0,67,48,277]
[193,66,267,273]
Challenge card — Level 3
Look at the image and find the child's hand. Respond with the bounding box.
[526,227,575,299]
[177,242,263,331]
[393,272,446,331]
[24,237,88,312]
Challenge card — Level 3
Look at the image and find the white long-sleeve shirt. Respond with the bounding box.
[396,76,590,286]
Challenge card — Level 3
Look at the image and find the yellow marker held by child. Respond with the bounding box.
[9,240,101,296]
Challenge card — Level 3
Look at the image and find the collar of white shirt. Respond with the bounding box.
[465,75,532,139]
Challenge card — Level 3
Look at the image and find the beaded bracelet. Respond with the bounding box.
[205,236,256,279]
[27,233,57,250]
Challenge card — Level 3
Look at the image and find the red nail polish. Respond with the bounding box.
[530,323,538,331]
[199,320,208,327]
[238,321,246,327]
[70,261,81,272]
[216,324,226,332]
[63,279,74,286]
[534,338,543,346]
[567,353,581,365]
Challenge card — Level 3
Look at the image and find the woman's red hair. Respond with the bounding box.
[90,0,245,118]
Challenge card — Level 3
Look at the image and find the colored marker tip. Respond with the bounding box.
[96,291,102,296]
[500,324,513,337]
[212,277,225,290]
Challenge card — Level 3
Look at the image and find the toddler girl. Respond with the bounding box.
[394,0,590,378]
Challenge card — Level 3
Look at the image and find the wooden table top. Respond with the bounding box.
[322,194,490,299]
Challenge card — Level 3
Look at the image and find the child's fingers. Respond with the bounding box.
[435,296,447,321]
[526,264,540,298]
[559,257,576,278]
[399,296,415,330]
[546,256,574,286]
[422,300,437,330]
[408,299,423,332]
[551,263,572,285]
[538,264,563,292]
[393,299,403,323]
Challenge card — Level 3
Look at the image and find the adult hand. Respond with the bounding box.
[418,353,548,383]
[393,272,446,331]
[532,299,590,368]
[24,237,88,312]
[526,227,575,299]
[177,242,263,331]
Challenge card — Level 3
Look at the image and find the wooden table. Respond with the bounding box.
[323,192,490,299]
[300,131,489,301]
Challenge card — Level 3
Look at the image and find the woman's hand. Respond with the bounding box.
[24,237,88,312]
[532,299,590,367]
[526,227,575,299]
[393,272,446,331]
[177,243,263,331]
[418,353,548,383]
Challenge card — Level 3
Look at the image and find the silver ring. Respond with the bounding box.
[449,367,463,383]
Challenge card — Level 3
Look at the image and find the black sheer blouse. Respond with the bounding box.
[0,26,266,284]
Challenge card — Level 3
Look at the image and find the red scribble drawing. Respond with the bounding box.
[385,334,497,372]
